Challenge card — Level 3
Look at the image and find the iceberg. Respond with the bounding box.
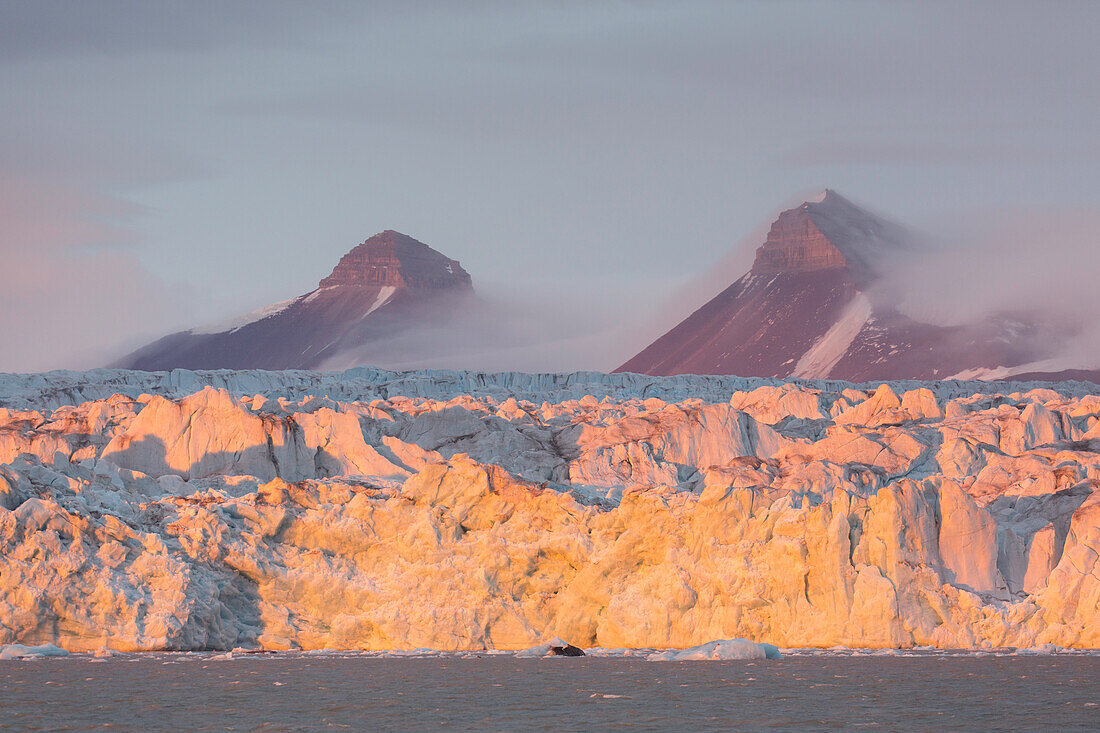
[0,643,69,660]
[514,638,586,658]
[647,640,781,661]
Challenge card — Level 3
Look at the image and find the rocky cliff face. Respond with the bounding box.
[0,370,1096,652]
[752,203,849,273]
[318,230,472,290]
[619,191,1076,380]
[116,231,476,371]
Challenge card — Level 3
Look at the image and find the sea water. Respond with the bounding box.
[1,651,1096,731]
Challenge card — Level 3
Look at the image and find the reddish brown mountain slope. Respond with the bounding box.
[618,191,1076,380]
[118,231,475,370]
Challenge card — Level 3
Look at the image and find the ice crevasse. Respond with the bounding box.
[0,369,1097,652]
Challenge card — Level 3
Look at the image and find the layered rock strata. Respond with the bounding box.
[318,230,471,290]
[752,204,850,273]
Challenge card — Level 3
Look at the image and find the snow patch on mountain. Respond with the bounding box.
[949,365,1015,381]
[301,287,332,304]
[948,356,1092,382]
[190,297,301,335]
[791,293,871,379]
[360,286,396,320]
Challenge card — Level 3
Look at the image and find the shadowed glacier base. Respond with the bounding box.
[0,368,1096,651]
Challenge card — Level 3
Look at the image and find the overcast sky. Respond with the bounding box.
[2,0,1098,372]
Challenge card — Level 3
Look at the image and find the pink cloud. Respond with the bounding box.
[0,176,190,371]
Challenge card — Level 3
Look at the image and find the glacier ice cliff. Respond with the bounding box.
[0,369,1096,651]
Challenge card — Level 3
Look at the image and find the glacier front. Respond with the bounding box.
[0,368,1096,651]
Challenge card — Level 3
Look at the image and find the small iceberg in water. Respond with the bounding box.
[647,639,781,661]
[0,643,70,660]
[515,638,586,658]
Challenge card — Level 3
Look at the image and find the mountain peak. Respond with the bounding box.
[618,190,1057,381]
[118,229,477,370]
[319,230,473,290]
[802,189,833,205]
[752,190,907,276]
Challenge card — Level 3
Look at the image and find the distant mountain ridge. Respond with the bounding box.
[618,191,1088,381]
[117,201,1098,382]
[117,230,475,370]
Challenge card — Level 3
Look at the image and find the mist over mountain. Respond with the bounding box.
[118,231,483,370]
[618,191,1096,382]
[115,192,1099,382]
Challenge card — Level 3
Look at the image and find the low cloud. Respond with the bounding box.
[877,208,1100,370]
[0,177,192,372]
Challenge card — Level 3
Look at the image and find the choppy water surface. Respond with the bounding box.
[1,651,1097,731]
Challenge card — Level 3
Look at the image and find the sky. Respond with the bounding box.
[1,0,1098,372]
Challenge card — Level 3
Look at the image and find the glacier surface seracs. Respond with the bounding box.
[0,368,1097,651]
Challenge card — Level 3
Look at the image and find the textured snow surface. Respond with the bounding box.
[0,369,1097,652]
[3,366,1100,412]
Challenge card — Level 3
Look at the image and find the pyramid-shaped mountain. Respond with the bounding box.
[118,231,475,370]
[617,191,1069,380]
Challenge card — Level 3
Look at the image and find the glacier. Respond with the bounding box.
[0,368,1097,652]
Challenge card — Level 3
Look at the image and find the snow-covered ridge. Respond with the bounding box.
[189,297,301,335]
[1,367,1098,412]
